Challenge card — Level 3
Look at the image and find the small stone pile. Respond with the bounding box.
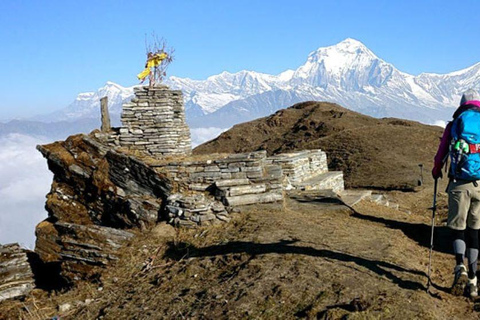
[118,85,191,156]
[166,193,230,227]
[0,243,35,302]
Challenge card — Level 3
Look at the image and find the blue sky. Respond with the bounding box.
[1,0,480,119]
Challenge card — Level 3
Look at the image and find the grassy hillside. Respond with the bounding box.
[194,101,444,190]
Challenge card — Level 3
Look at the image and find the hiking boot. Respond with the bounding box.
[451,264,468,296]
[468,277,478,298]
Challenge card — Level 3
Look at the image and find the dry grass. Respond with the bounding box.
[2,188,479,319]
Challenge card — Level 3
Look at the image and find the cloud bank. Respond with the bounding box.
[190,127,227,147]
[0,134,52,249]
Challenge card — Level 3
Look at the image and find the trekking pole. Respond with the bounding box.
[427,178,438,291]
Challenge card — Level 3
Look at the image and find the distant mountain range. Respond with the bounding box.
[4,38,480,140]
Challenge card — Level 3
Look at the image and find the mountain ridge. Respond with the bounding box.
[7,38,480,139]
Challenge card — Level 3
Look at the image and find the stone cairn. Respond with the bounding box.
[118,85,191,156]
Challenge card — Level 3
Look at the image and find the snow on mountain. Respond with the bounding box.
[34,82,134,124]
[28,38,480,132]
[167,69,293,115]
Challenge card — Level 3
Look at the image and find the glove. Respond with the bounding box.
[432,165,443,179]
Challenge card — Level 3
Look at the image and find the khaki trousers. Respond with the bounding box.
[448,180,480,230]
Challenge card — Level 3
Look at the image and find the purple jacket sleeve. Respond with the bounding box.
[433,122,452,175]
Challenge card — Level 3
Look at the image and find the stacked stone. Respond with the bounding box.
[0,243,35,302]
[118,85,191,156]
[267,149,345,193]
[214,178,283,207]
[93,130,120,146]
[166,193,230,227]
[267,150,328,184]
[153,150,284,209]
[295,172,345,193]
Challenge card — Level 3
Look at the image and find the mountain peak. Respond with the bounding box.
[310,38,374,60]
[337,38,366,48]
[294,38,382,86]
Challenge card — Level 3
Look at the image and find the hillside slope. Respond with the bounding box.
[194,101,444,190]
[2,189,479,319]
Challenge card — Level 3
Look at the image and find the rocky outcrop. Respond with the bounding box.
[35,221,134,281]
[35,133,171,282]
[0,244,35,302]
[37,134,171,229]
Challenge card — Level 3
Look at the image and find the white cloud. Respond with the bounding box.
[433,120,447,128]
[0,134,52,249]
[190,127,228,147]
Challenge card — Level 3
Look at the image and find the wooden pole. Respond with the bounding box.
[100,96,111,132]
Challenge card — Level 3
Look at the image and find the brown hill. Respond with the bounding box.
[194,101,445,190]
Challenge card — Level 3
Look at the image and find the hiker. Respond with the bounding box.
[432,89,480,298]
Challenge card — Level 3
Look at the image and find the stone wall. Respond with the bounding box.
[268,150,328,184]
[118,85,191,156]
[153,149,345,226]
[268,150,344,193]
[155,151,284,226]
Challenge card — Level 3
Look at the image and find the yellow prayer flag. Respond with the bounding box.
[137,68,151,81]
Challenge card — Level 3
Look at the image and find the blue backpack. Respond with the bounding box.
[450,107,480,180]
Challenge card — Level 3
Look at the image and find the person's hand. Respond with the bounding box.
[432,166,443,179]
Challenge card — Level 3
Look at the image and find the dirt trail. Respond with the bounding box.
[3,185,478,319]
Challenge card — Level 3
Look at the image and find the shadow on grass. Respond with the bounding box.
[295,195,452,255]
[165,239,427,291]
[350,212,452,255]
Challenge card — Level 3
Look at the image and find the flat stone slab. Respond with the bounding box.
[288,189,372,210]
[295,171,345,193]
[339,190,372,207]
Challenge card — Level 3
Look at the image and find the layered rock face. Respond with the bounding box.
[35,134,171,281]
[35,222,134,281]
[37,134,170,228]
[0,244,35,302]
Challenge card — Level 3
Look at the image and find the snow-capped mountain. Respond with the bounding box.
[34,81,134,124]
[24,38,480,132]
[171,38,480,126]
